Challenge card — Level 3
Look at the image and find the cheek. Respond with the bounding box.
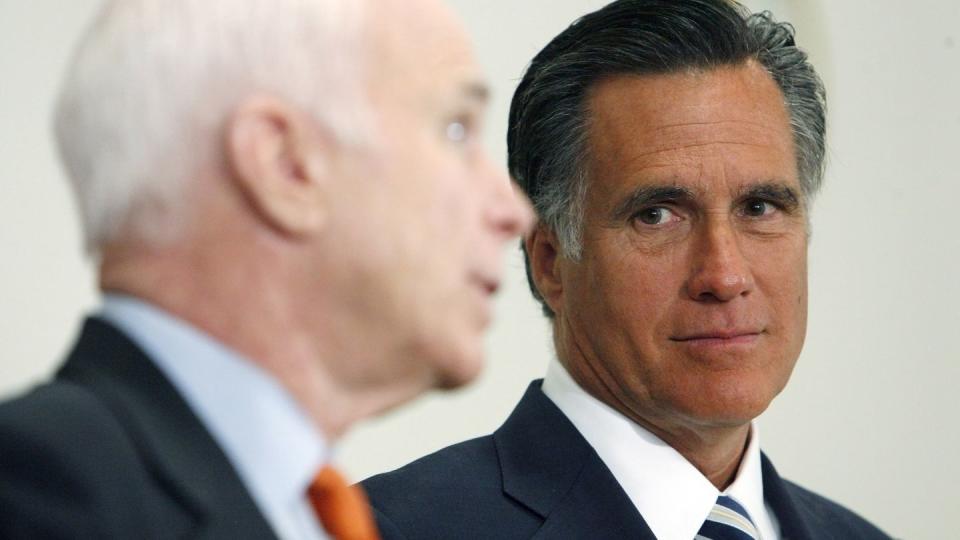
[391,148,471,238]
[428,175,481,257]
[759,240,808,340]
[574,248,679,336]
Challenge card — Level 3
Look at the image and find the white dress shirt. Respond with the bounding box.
[541,358,781,540]
[100,294,330,540]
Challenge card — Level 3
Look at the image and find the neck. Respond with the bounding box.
[99,244,431,441]
[554,326,752,490]
[574,367,751,489]
[652,422,751,490]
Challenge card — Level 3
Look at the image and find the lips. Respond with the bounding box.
[670,329,764,346]
[470,273,501,296]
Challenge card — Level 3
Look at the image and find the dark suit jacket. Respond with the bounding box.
[363,381,891,539]
[0,318,278,539]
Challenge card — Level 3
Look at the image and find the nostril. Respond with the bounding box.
[695,291,721,304]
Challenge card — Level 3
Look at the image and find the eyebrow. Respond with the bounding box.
[609,181,803,222]
[611,185,694,222]
[461,81,490,104]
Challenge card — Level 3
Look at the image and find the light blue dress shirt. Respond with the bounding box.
[100,294,330,540]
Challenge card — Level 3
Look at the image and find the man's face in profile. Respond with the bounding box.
[551,61,808,432]
[322,0,530,390]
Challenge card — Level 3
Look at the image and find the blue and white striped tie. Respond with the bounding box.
[694,495,759,540]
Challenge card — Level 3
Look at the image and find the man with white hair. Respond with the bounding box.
[0,0,532,538]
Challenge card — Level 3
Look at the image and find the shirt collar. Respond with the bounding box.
[541,357,776,540]
[99,293,328,535]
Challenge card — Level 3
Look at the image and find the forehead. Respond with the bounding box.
[366,0,480,103]
[584,63,797,193]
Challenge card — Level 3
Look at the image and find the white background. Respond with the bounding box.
[1,1,957,537]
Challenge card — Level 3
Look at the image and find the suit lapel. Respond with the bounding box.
[530,455,656,539]
[58,318,278,540]
[494,381,656,539]
[761,453,815,540]
[493,381,837,540]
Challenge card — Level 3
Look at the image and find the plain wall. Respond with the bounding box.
[1,1,957,537]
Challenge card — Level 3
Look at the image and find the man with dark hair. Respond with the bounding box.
[363,1,891,538]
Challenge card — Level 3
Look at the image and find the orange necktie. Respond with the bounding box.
[307,466,381,540]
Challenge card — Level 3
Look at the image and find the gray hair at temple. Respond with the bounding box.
[507,0,827,316]
[54,0,369,254]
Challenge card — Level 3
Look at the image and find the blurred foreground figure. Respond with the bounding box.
[363,1,890,538]
[0,0,531,538]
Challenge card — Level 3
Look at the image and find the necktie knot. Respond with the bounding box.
[307,466,380,540]
[695,495,759,540]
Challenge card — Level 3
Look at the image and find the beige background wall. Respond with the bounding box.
[1,1,957,537]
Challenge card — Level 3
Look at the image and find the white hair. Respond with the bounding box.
[54,0,369,253]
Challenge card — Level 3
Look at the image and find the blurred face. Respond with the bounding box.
[551,63,807,436]
[323,0,532,389]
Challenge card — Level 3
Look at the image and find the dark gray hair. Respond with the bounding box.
[508,0,827,316]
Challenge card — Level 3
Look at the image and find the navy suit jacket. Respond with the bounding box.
[0,318,278,539]
[363,381,891,539]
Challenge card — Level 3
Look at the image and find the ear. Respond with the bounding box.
[226,96,331,238]
[525,224,566,315]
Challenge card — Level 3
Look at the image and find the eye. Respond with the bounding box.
[635,206,679,226]
[743,199,776,217]
[445,115,476,146]
[446,120,468,143]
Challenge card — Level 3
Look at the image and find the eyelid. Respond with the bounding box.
[637,200,682,212]
[638,197,686,211]
[740,187,801,211]
[744,197,779,208]
[744,196,794,213]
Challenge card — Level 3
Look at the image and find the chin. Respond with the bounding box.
[690,357,795,421]
[683,385,781,428]
[408,312,489,391]
[431,339,486,390]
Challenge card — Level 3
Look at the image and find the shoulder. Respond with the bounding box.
[2,379,120,439]
[0,381,142,472]
[0,382,158,538]
[780,479,892,539]
[363,435,501,512]
[362,435,539,539]
[365,435,500,495]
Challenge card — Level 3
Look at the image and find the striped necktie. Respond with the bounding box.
[695,495,760,540]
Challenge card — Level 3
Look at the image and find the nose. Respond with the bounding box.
[485,160,535,239]
[686,219,755,303]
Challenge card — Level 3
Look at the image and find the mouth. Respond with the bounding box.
[470,273,501,296]
[670,330,763,347]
